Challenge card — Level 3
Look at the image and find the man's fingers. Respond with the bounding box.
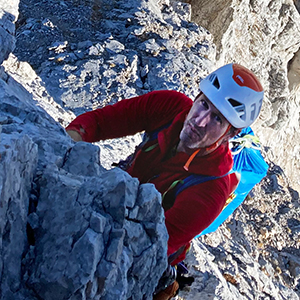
[66,130,83,142]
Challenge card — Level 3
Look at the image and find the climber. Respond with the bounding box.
[66,63,264,299]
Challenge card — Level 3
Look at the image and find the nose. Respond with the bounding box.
[194,111,211,127]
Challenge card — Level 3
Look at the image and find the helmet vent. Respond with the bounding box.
[212,76,220,89]
[228,98,242,107]
[208,74,220,89]
[228,98,246,121]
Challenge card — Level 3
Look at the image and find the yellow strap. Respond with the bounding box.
[222,193,236,211]
[243,134,260,143]
[234,134,260,147]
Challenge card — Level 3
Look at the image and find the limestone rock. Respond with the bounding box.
[288,49,300,91]
[14,0,215,114]
[0,133,37,299]
[0,73,168,299]
[28,158,168,300]
[179,238,299,300]
[12,0,215,168]
[0,0,19,64]
[0,3,169,295]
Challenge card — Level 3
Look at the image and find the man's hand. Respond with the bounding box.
[66,130,83,142]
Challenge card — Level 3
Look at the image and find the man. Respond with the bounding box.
[66,63,264,299]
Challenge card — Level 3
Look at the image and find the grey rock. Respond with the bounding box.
[14,0,214,115]
[107,54,128,67]
[48,41,68,52]
[0,26,15,65]
[135,183,164,223]
[62,141,105,177]
[66,228,103,290]
[105,228,125,263]
[124,221,152,256]
[90,212,107,233]
[27,140,167,300]
[88,45,101,56]
[0,0,19,64]
[0,133,38,297]
[77,40,93,50]
[1,36,168,300]
[27,212,40,229]
[104,39,125,54]
[140,38,162,55]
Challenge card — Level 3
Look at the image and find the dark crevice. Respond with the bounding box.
[60,146,73,169]
[125,216,141,224]
[26,178,41,247]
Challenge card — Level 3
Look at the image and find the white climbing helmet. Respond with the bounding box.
[199,63,264,129]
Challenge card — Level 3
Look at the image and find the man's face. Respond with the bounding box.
[179,93,231,153]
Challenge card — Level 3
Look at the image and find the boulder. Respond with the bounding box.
[27,146,167,300]
[0,0,19,64]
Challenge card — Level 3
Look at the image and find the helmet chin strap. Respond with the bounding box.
[183,124,232,171]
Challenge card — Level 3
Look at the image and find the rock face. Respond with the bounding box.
[27,144,167,300]
[13,0,216,169]
[0,0,19,64]
[0,133,37,299]
[180,2,300,299]
[179,165,300,299]
[0,63,168,299]
[14,0,215,115]
[0,1,168,299]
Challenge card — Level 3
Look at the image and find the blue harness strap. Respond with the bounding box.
[174,172,231,197]
[142,121,172,142]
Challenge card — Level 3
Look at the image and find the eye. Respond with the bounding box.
[213,114,222,124]
[200,99,209,109]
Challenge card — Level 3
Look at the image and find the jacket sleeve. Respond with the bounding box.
[165,175,237,264]
[66,90,192,142]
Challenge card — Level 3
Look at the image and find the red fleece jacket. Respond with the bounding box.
[66,90,238,264]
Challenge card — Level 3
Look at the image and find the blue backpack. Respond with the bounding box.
[172,127,269,237]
